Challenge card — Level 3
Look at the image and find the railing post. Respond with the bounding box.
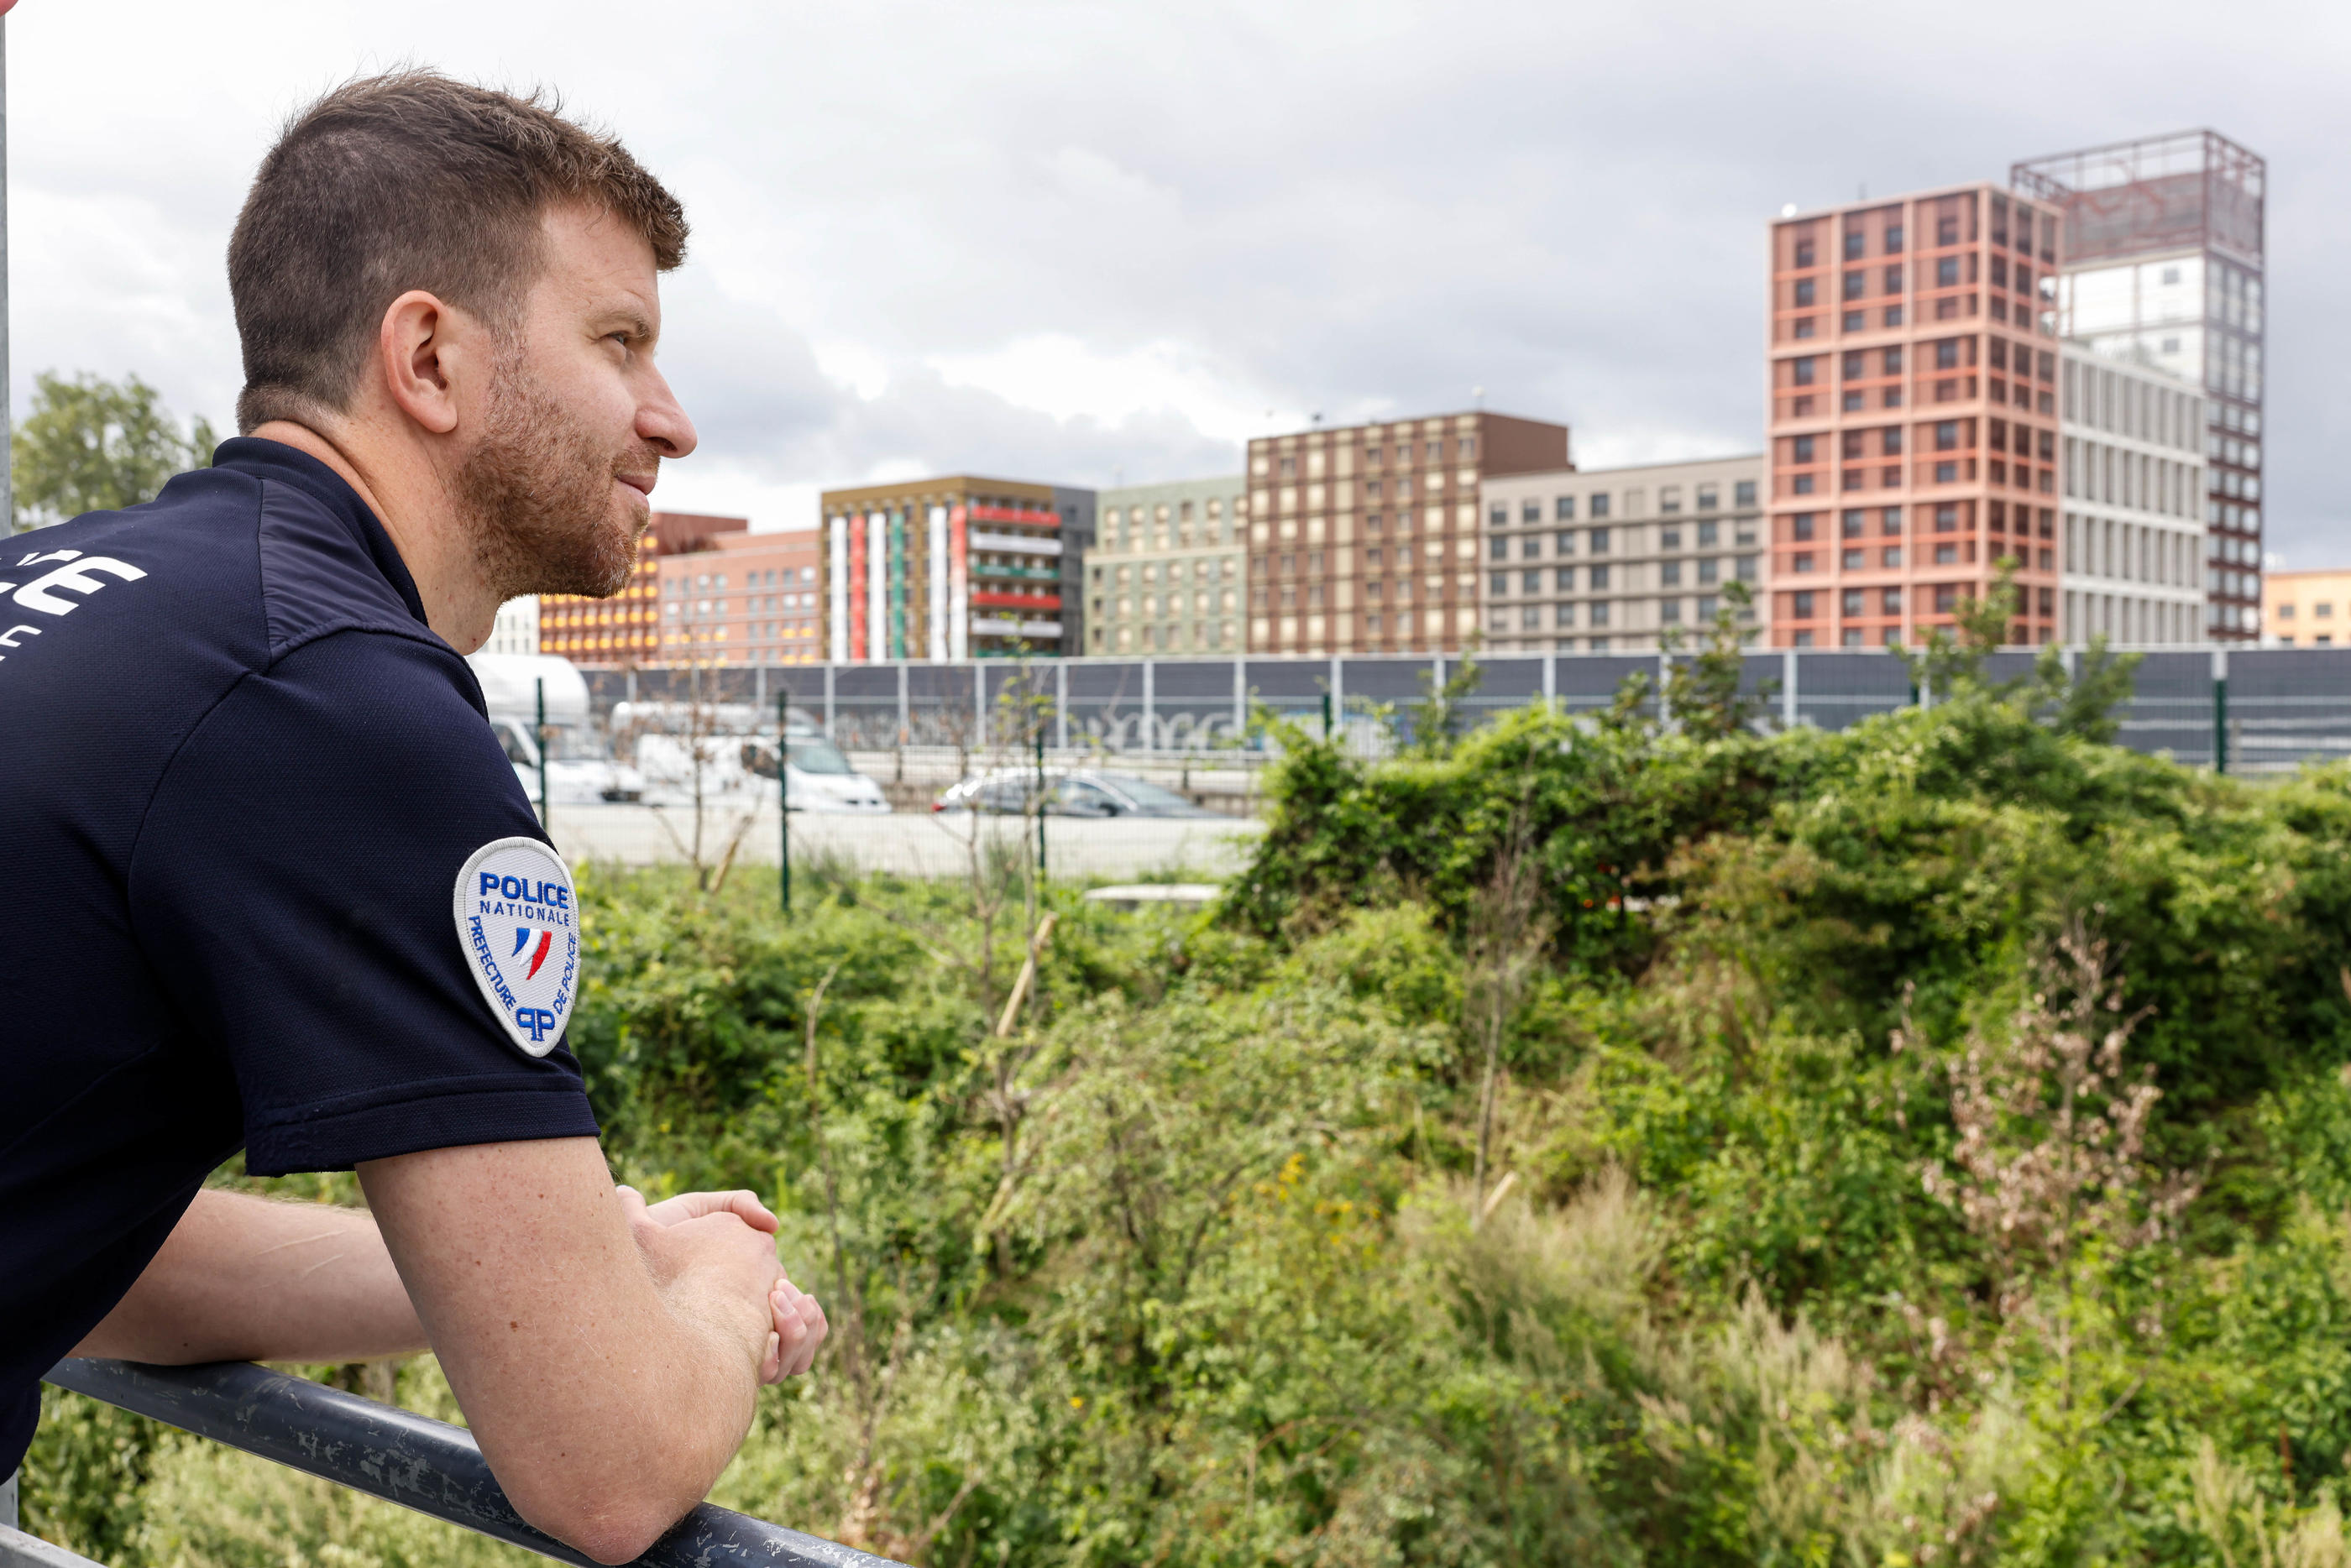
[1142,658,1155,755]
[1232,656,1245,741]
[896,660,909,745]
[2213,645,2229,775]
[1782,646,1798,730]
[823,662,836,741]
[1542,651,1556,712]
[1328,655,1343,745]
[1056,661,1069,752]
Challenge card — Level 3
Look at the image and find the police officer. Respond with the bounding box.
[0,73,825,1562]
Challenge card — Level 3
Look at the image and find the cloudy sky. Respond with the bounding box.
[8,0,2347,562]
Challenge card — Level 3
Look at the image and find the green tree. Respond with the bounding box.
[9,370,218,531]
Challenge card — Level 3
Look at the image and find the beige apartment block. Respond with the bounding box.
[2265,570,2351,648]
[1086,476,1248,655]
[1479,457,1767,652]
[2058,345,2207,645]
[1246,411,1570,655]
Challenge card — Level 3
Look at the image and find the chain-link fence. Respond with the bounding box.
[580,648,2351,776]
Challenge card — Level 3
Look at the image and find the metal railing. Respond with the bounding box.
[8,1360,903,1568]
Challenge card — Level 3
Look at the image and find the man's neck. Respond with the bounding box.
[246,419,497,652]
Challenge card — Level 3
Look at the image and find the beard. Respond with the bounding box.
[458,360,652,604]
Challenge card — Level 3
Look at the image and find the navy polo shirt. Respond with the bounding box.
[0,438,600,1476]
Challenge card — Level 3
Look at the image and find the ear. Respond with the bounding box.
[376,290,474,436]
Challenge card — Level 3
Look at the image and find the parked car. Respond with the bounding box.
[737,729,892,813]
[933,768,1219,818]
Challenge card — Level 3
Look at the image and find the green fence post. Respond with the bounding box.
[2213,656,2228,776]
[535,677,551,833]
[1034,719,1047,884]
[789,691,799,921]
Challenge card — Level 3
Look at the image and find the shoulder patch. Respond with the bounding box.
[453,837,581,1058]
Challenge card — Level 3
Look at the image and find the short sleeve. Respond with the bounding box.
[131,631,600,1175]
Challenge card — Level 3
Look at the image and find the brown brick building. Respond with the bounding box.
[1246,411,1570,654]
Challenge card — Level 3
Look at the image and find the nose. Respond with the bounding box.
[637,364,699,461]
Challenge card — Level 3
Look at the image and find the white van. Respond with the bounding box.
[464,652,644,805]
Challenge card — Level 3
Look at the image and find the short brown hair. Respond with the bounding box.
[228,71,688,433]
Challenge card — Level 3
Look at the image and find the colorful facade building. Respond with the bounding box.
[1477,457,1766,652]
[820,477,1095,661]
[539,510,744,666]
[656,529,824,665]
[1767,184,2066,648]
[1246,411,1571,655]
[1086,477,1249,655]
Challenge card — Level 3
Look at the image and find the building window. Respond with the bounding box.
[1556,567,1574,592]
[1794,278,1816,306]
[1696,487,1719,512]
[1521,535,1542,559]
[1590,494,1611,520]
[1554,531,1575,557]
[1792,514,1817,541]
[1792,591,1815,619]
[1556,495,1575,520]
[1935,340,1960,370]
[1661,561,1682,586]
[1842,589,1865,616]
[1490,572,1509,597]
[1590,600,1611,627]
[1490,535,1508,560]
[1792,358,1818,386]
[1590,528,1610,554]
[1735,480,1757,509]
[1660,598,1683,623]
[1697,557,1719,584]
[1522,570,1542,593]
[1489,504,1506,528]
[1590,564,1610,590]
[1698,521,1719,547]
[1555,602,1575,628]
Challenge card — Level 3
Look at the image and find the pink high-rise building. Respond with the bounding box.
[1767,185,2065,647]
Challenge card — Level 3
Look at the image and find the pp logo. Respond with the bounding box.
[453,836,581,1058]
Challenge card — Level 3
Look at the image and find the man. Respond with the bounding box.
[0,73,825,1564]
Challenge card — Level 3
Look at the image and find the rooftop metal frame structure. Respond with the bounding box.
[2011,128,2266,269]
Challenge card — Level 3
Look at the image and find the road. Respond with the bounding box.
[544,803,1265,881]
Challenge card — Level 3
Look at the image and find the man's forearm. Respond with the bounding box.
[71,1189,427,1363]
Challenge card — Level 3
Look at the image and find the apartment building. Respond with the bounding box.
[820,478,1095,661]
[484,596,540,658]
[1478,457,1765,652]
[1247,412,1571,655]
[1086,476,1248,655]
[2014,131,2268,639]
[2058,347,2207,644]
[657,530,824,665]
[1767,184,2065,648]
[540,510,744,666]
[2265,571,2351,647]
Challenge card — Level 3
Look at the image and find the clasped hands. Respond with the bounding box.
[617,1184,829,1383]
